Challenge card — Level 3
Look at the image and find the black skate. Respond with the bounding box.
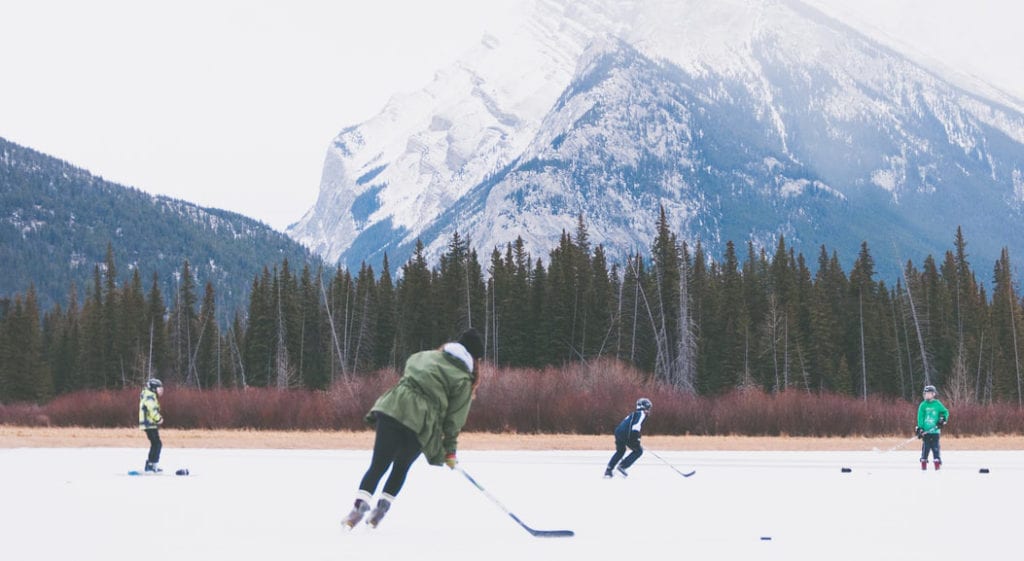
[604,467,613,478]
[616,466,629,477]
[342,498,370,529]
[144,462,162,473]
[366,495,393,528]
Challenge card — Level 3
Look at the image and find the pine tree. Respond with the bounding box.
[195,282,220,388]
[487,247,510,365]
[397,240,434,360]
[850,241,879,398]
[170,260,200,386]
[50,284,81,393]
[145,273,168,382]
[225,311,247,387]
[374,256,398,371]
[588,245,614,359]
[529,257,552,367]
[244,267,274,387]
[487,240,531,366]
[466,247,487,343]
[350,262,378,373]
[809,247,844,393]
[991,248,1023,404]
[717,241,747,393]
[298,265,329,388]
[545,231,579,362]
[99,245,121,387]
[119,269,148,388]
[322,267,353,380]
[901,259,934,394]
[271,262,299,389]
[79,266,106,389]
[1,288,49,402]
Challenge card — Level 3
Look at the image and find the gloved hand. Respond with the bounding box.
[445,453,458,470]
[937,416,947,428]
[915,426,923,439]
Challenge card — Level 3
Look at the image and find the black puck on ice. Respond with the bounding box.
[979,468,990,474]
[841,467,852,473]
[761,536,772,541]
[175,468,190,476]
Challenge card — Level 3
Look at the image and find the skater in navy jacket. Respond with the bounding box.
[605,398,652,477]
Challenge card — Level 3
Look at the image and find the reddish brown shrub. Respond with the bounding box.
[0,402,51,426]
[43,389,138,427]
[2,362,1024,435]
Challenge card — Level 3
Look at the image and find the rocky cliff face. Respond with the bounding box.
[289,0,1024,279]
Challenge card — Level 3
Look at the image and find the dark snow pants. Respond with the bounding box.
[608,436,644,470]
[145,428,162,464]
[920,433,941,462]
[359,413,423,497]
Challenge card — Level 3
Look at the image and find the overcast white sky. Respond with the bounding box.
[1,0,1022,232]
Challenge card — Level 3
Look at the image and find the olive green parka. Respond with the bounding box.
[366,346,476,465]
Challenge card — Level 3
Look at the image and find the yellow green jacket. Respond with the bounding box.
[139,388,163,430]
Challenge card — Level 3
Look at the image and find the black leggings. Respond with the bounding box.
[145,429,162,464]
[359,414,423,497]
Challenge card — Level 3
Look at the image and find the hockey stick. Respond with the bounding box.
[456,467,574,538]
[649,450,696,477]
[873,435,918,453]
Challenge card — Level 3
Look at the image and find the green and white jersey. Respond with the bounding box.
[917,399,950,435]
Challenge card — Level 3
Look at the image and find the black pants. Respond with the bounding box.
[359,414,423,497]
[145,428,162,464]
[608,437,643,470]
[921,433,941,462]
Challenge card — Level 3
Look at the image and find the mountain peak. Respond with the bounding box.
[289,0,1024,281]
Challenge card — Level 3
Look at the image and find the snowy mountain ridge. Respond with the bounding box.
[289,0,1024,279]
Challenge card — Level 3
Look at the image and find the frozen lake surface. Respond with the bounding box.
[2,446,1021,560]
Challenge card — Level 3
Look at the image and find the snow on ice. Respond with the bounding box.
[1,446,1020,560]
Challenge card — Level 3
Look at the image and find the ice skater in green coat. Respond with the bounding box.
[915,384,950,470]
[343,328,485,529]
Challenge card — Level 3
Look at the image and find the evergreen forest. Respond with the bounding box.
[2,209,1023,411]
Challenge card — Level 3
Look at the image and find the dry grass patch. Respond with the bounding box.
[3,426,1024,451]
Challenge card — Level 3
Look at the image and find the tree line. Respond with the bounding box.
[2,209,1023,407]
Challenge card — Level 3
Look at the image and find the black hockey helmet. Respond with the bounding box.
[923,385,937,394]
[147,378,163,391]
[636,397,652,411]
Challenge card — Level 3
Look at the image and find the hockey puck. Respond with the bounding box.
[175,468,190,476]
[979,468,990,474]
[760,536,772,541]
[841,467,852,473]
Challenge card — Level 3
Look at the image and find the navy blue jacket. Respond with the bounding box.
[614,409,648,443]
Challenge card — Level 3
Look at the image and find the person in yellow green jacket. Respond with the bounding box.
[915,384,950,470]
[139,378,164,473]
[343,328,485,530]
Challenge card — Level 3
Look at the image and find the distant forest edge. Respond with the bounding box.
[2,206,1024,415]
[4,363,1024,435]
[0,136,318,313]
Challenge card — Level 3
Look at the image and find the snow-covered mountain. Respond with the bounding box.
[289,0,1024,280]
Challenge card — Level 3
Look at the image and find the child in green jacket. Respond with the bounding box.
[916,384,950,470]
